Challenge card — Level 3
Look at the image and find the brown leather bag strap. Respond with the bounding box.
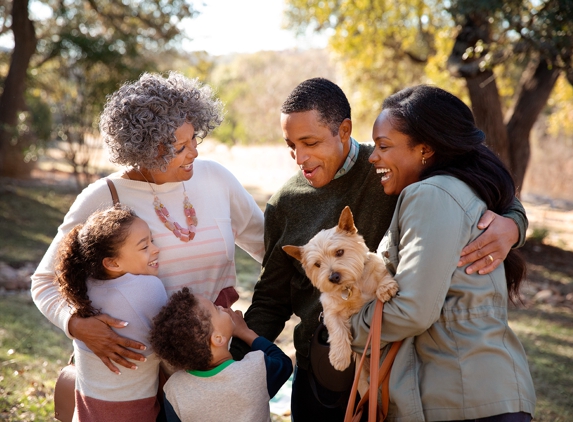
[377,340,402,419]
[368,299,383,421]
[344,300,403,422]
[105,178,120,205]
[344,313,375,422]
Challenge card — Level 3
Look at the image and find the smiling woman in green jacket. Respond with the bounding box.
[352,85,536,422]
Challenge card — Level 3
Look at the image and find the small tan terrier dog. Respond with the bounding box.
[283,206,398,385]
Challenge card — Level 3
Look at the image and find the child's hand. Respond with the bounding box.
[224,309,258,346]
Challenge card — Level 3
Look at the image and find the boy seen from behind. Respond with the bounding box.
[150,287,293,422]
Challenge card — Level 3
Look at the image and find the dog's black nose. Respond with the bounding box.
[329,272,341,283]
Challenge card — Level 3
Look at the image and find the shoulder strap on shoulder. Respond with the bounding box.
[105,178,120,205]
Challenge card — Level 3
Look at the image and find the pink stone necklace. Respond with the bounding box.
[136,169,198,242]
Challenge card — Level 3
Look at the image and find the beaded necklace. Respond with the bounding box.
[136,169,198,242]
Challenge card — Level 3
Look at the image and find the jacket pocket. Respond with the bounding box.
[215,218,235,262]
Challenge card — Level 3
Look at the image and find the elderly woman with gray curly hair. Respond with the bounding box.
[31,72,264,375]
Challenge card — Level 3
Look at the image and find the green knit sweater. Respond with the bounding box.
[233,143,527,370]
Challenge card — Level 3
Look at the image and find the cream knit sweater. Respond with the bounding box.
[31,159,264,337]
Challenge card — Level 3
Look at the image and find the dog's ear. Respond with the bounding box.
[338,206,358,234]
[283,245,303,261]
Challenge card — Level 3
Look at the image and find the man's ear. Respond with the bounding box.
[102,257,121,273]
[339,118,352,143]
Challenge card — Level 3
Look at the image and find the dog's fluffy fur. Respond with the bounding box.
[283,206,398,390]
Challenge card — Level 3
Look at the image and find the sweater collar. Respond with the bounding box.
[186,359,234,377]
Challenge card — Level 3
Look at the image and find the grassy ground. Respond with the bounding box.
[1,179,572,421]
[0,295,73,421]
[0,181,77,265]
[509,307,573,421]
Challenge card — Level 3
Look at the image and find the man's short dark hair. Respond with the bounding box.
[281,78,351,135]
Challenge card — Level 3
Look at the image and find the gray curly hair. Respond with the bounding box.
[99,72,224,171]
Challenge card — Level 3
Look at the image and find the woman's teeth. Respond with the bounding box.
[149,260,158,267]
[376,168,391,181]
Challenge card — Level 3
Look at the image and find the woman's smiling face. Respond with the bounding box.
[368,110,430,196]
[151,122,199,184]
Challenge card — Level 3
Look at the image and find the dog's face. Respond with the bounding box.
[283,206,369,295]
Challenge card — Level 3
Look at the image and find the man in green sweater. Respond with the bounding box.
[231,78,527,421]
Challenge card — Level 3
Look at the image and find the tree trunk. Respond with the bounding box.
[505,58,560,193]
[465,71,510,168]
[448,15,560,197]
[0,0,37,178]
[447,13,511,168]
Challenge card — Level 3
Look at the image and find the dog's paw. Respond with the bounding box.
[329,345,352,371]
[376,279,399,303]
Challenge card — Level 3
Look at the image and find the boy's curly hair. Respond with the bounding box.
[150,287,213,370]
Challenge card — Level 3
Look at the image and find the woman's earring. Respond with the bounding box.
[422,155,427,165]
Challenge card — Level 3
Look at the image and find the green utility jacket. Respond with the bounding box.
[352,175,536,421]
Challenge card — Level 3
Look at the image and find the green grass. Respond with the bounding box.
[509,307,573,422]
[0,295,72,421]
[0,183,76,265]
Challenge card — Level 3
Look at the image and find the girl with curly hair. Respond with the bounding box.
[31,72,264,375]
[149,287,292,422]
[55,205,167,421]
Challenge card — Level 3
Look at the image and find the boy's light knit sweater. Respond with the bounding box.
[163,337,293,422]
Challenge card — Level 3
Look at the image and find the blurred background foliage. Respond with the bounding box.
[0,0,572,196]
[0,0,195,179]
[284,0,573,192]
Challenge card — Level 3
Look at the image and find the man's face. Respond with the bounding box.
[280,110,351,188]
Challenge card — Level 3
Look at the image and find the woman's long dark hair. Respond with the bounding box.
[54,206,138,317]
[382,85,526,302]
